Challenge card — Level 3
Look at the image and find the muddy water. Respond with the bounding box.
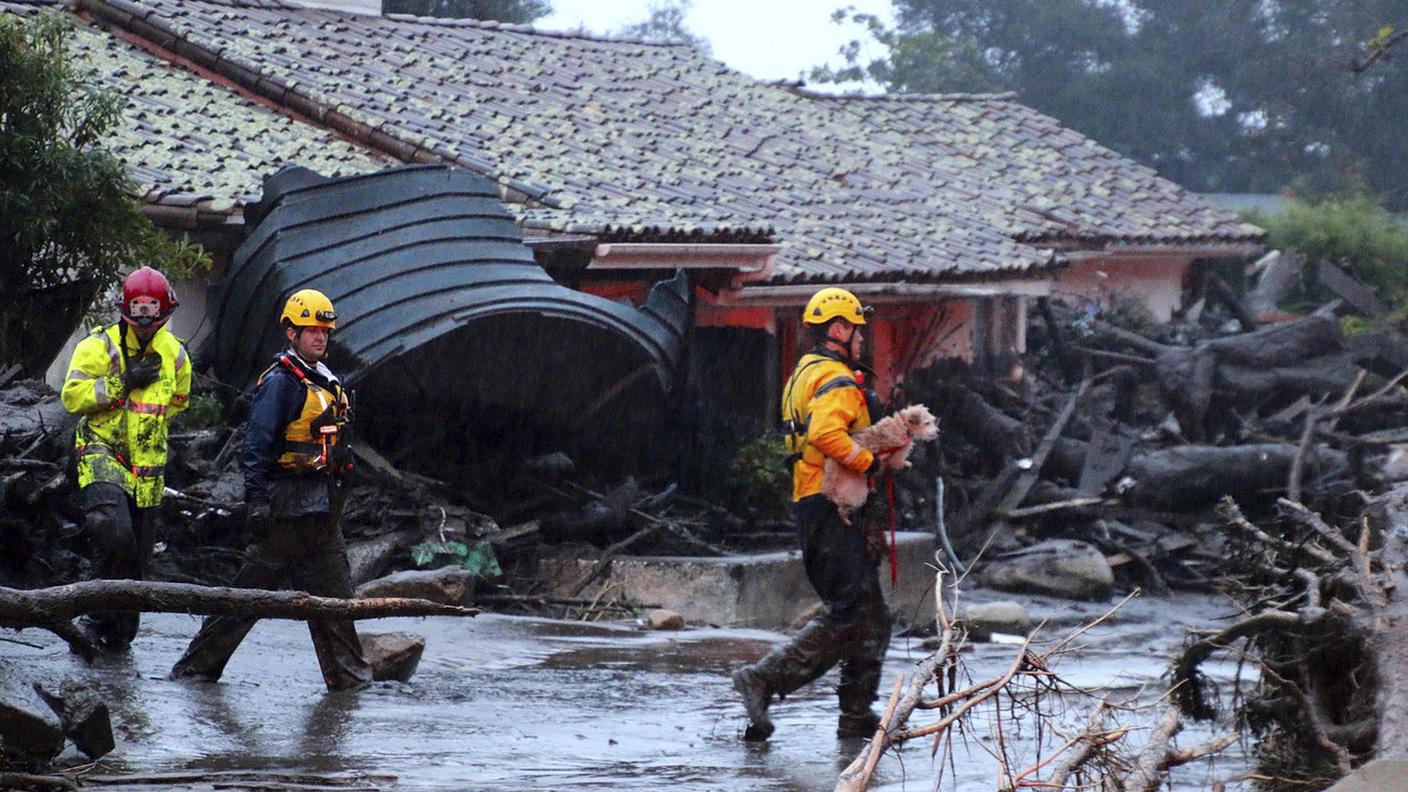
[1,591,1251,791]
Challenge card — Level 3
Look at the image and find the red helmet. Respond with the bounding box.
[119,266,179,328]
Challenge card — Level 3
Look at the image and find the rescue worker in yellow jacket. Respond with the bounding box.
[61,266,190,651]
[732,287,891,740]
[170,289,372,691]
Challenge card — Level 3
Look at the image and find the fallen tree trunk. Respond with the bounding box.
[1153,314,1356,440]
[0,580,479,625]
[938,384,1088,480]
[1121,443,1348,511]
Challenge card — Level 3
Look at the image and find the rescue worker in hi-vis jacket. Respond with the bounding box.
[61,266,191,652]
[170,289,372,691]
[732,287,891,740]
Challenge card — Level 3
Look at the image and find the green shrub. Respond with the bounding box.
[173,391,223,430]
[1249,194,1408,309]
[722,433,792,520]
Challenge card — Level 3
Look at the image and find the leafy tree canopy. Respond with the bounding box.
[0,11,209,371]
[381,0,551,24]
[616,0,710,54]
[1252,195,1408,308]
[815,1,1408,208]
[0,11,208,294]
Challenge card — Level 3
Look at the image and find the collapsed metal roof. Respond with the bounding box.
[206,164,691,466]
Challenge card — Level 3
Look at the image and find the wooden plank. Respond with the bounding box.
[1077,425,1136,496]
[996,377,1092,513]
[1319,260,1390,318]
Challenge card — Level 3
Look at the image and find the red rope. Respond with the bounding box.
[887,474,898,585]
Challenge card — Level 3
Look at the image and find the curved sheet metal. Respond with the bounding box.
[206,165,690,466]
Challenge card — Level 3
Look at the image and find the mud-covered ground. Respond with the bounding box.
[0,591,1251,791]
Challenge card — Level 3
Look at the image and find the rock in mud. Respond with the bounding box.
[955,601,1032,640]
[354,566,475,605]
[32,680,114,759]
[645,609,684,630]
[977,539,1114,600]
[0,686,65,764]
[359,632,426,682]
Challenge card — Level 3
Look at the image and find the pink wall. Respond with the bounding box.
[1054,257,1192,321]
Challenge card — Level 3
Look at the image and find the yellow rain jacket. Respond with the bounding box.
[61,323,191,507]
[781,350,874,502]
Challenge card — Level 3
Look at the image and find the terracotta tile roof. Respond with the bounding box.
[2,0,388,213]
[23,0,1261,283]
[798,90,1264,246]
[73,0,1058,283]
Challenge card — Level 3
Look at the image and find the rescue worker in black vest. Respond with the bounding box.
[170,289,372,691]
[61,266,191,651]
[732,287,892,740]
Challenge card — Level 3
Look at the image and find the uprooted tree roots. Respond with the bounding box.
[835,577,1239,792]
[1170,493,1408,788]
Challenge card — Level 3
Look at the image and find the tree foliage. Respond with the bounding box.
[381,0,551,23]
[0,11,208,295]
[1252,195,1408,309]
[0,11,209,372]
[616,0,710,54]
[815,1,1408,208]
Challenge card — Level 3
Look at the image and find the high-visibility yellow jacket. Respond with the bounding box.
[781,350,874,502]
[61,323,191,507]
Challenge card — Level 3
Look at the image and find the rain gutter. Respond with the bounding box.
[1060,242,1264,260]
[590,243,781,273]
[723,279,1052,305]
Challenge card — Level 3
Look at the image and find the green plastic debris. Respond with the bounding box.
[410,539,502,579]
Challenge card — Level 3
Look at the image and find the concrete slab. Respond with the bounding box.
[1325,759,1408,792]
[538,531,940,629]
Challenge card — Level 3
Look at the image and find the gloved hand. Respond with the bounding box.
[328,442,355,475]
[122,353,162,392]
[866,454,885,477]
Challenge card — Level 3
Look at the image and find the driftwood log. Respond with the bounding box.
[1,580,478,659]
[938,384,1088,479]
[1120,443,1348,511]
[1150,314,1356,440]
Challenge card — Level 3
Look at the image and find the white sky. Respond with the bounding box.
[541,1,895,86]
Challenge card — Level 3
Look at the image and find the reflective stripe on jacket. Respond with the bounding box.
[781,350,873,502]
[62,324,191,507]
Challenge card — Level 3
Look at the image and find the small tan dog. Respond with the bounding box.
[823,403,940,524]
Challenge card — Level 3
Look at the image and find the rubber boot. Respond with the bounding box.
[836,603,891,738]
[731,666,774,741]
[837,710,882,738]
[734,614,849,740]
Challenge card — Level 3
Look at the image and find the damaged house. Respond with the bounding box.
[16,0,1261,467]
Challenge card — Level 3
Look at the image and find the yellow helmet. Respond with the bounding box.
[803,287,869,325]
[281,289,337,329]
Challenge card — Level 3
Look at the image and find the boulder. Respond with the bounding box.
[354,566,475,605]
[977,539,1114,600]
[0,687,65,764]
[359,632,425,682]
[1325,759,1408,792]
[955,601,1032,641]
[644,609,684,631]
[32,680,113,760]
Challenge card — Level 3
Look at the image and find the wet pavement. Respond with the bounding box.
[1,591,1252,790]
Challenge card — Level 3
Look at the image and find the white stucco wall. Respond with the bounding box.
[1053,256,1193,322]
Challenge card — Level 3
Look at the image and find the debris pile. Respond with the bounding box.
[0,376,771,627]
[893,300,1403,600]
